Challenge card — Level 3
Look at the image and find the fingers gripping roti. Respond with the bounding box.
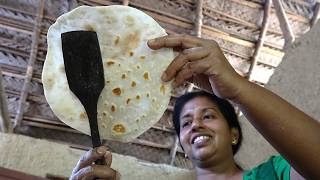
[42,6,174,142]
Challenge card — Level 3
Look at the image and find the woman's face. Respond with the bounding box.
[179,96,234,162]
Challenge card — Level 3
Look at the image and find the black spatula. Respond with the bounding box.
[61,31,105,165]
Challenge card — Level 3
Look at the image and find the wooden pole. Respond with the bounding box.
[14,0,45,128]
[248,0,271,81]
[272,0,295,48]
[0,69,12,133]
[123,0,129,6]
[169,136,179,165]
[194,0,203,37]
[310,2,320,28]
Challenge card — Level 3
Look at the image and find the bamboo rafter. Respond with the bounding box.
[272,0,295,48]
[194,0,203,37]
[13,0,45,128]
[310,2,320,28]
[248,0,272,81]
[122,0,129,6]
[0,68,12,133]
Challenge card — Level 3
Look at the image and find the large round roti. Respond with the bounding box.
[42,5,174,142]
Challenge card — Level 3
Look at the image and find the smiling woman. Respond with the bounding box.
[70,34,320,180]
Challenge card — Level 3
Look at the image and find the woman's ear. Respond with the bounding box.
[231,128,239,145]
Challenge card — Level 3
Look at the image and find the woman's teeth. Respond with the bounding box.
[194,135,210,144]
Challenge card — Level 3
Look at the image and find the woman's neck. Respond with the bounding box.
[195,156,242,180]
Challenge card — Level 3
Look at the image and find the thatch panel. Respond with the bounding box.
[174,152,192,169]
[24,101,57,121]
[2,75,24,93]
[159,21,193,35]
[0,29,32,51]
[0,6,35,23]
[204,0,262,25]
[130,0,196,22]
[155,110,174,130]
[138,128,174,148]
[202,33,254,62]
[0,51,28,70]
[202,12,259,42]
[268,12,309,36]
[282,0,313,18]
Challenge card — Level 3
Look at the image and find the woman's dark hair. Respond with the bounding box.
[172,90,242,154]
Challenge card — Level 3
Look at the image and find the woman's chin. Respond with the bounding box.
[192,145,216,161]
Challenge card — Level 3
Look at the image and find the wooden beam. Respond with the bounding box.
[194,0,203,37]
[310,2,320,28]
[168,136,179,165]
[272,0,295,48]
[248,0,271,81]
[122,0,129,6]
[0,68,12,133]
[14,0,45,128]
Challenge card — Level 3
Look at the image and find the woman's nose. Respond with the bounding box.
[191,118,203,131]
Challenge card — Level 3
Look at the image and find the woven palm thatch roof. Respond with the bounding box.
[0,0,319,170]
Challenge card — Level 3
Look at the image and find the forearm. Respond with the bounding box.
[234,77,320,179]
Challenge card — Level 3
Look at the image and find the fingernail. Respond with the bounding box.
[148,39,155,44]
[97,146,107,154]
[161,72,168,81]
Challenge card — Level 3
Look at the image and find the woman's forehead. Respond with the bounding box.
[181,96,220,114]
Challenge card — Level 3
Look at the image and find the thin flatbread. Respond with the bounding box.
[42,5,174,142]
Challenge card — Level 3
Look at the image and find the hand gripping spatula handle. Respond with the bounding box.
[61,31,105,165]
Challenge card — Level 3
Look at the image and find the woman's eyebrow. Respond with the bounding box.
[202,107,218,113]
[181,113,192,119]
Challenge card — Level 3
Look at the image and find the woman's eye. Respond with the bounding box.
[203,114,214,119]
[182,121,191,128]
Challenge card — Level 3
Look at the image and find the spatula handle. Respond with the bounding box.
[84,96,106,165]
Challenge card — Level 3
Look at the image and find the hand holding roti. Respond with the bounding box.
[148,35,245,101]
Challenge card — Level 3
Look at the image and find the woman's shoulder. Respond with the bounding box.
[243,155,291,180]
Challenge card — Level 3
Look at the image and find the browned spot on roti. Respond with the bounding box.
[136,95,140,100]
[146,93,150,98]
[106,61,115,66]
[139,56,146,60]
[111,105,116,112]
[102,123,107,128]
[152,98,156,102]
[45,78,54,90]
[126,98,131,104]
[106,80,110,84]
[59,65,65,73]
[80,111,87,120]
[121,74,126,79]
[136,65,140,69]
[113,124,126,133]
[160,84,165,95]
[85,24,94,31]
[143,72,149,80]
[114,36,120,45]
[112,88,121,96]
[102,111,107,116]
[125,15,135,26]
[122,30,140,54]
[131,81,136,87]
[129,51,134,56]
